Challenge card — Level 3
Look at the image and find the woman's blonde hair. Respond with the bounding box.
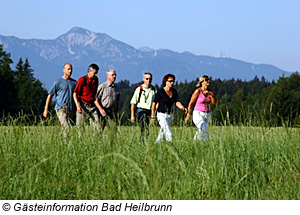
[196,75,209,88]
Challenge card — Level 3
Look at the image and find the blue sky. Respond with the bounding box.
[0,0,299,72]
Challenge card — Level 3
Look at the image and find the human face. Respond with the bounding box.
[88,68,98,79]
[107,70,117,84]
[166,78,175,88]
[143,74,152,87]
[203,78,210,86]
[63,63,72,79]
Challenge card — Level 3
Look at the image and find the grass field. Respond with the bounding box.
[0,123,300,200]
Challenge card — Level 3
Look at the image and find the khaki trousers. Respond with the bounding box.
[76,102,100,135]
[56,109,75,138]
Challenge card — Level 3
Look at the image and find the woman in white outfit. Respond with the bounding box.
[185,75,217,141]
[151,74,187,143]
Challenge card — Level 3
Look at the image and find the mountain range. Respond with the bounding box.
[0,27,290,89]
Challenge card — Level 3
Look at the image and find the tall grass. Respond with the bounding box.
[0,118,300,199]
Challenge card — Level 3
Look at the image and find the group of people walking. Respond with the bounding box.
[43,63,217,142]
[44,63,120,137]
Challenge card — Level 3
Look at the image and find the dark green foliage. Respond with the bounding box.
[0,45,48,120]
[0,45,17,115]
[117,80,132,125]
[117,73,300,127]
[262,73,300,126]
[1,44,300,127]
[14,58,48,115]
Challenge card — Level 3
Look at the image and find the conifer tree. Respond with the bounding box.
[0,44,17,116]
[14,58,47,115]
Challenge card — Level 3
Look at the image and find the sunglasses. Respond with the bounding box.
[107,72,117,76]
[167,80,175,83]
[145,78,152,80]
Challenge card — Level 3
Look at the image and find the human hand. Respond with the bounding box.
[150,118,156,124]
[77,106,82,114]
[183,107,188,114]
[131,115,135,123]
[100,109,106,117]
[43,110,48,118]
[185,116,189,123]
[203,90,210,96]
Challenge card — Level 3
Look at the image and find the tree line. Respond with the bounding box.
[1,44,299,127]
[0,45,47,123]
[117,72,300,127]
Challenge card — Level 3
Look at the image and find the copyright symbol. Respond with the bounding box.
[2,203,11,211]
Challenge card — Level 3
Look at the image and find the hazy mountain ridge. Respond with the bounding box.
[0,27,290,89]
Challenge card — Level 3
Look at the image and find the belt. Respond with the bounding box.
[80,101,95,108]
[104,107,117,110]
[137,107,151,111]
[157,111,173,115]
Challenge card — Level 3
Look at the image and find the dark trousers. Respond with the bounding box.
[100,108,118,130]
[136,108,151,136]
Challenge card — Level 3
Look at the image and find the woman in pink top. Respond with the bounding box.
[185,75,217,141]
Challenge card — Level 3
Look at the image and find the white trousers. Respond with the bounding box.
[193,110,210,141]
[156,112,173,143]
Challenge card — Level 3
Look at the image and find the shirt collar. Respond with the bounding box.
[107,81,114,87]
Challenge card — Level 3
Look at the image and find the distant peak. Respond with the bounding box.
[56,27,114,48]
[56,27,100,47]
[63,27,110,39]
[67,27,92,34]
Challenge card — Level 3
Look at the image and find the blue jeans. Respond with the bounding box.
[136,108,151,136]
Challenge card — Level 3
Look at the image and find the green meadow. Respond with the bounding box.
[1,122,300,200]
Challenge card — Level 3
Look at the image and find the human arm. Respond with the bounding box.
[176,101,187,113]
[95,84,106,116]
[94,98,106,116]
[150,89,161,123]
[130,87,140,122]
[73,92,82,114]
[43,94,53,117]
[150,101,157,123]
[173,88,187,113]
[130,104,136,122]
[73,77,85,114]
[208,90,217,106]
[185,89,200,123]
[200,86,217,105]
[96,100,106,117]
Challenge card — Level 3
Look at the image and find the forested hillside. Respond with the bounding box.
[118,73,300,127]
[0,45,48,122]
[1,44,299,127]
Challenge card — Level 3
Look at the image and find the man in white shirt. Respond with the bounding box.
[130,73,156,138]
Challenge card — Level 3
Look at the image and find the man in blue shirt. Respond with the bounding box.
[43,63,77,137]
